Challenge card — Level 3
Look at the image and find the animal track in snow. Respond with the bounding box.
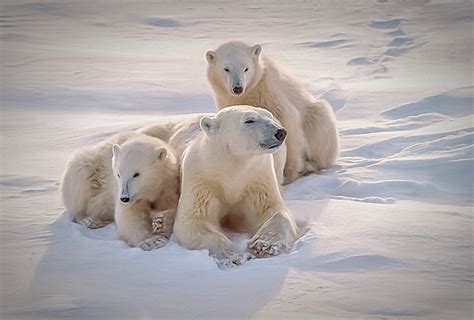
[301,39,351,48]
[388,37,413,47]
[145,17,179,28]
[347,57,378,65]
[369,19,403,30]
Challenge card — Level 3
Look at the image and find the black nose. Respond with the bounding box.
[120,197,130,203]
[233,86,243,94]
[275,128,287,142]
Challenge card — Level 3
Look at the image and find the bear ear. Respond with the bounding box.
[206,51,216,63]
[112,144,121,159]
[252,44,262,57]
[200,116,218,135]
[155,147,168,161]
[112,144,120,167]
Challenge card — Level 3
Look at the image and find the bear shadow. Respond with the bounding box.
[25,211,301,319]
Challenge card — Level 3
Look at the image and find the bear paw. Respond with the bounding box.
[283,170,302,185]
[80,217,110,229]
[248,234,287,258]
[214,252,253,270]
[151,215,164,233]
[138,235,169,251]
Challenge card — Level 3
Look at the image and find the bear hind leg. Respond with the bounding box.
[302,100,339,172]
[82,192,115,229]
[79,216,112,229]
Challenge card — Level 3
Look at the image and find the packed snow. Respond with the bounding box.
[1,0,472,319]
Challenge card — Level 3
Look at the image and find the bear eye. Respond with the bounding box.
[224,67,230,72]
[117,173,120,178]
[244,67,248,72]
[245,119,255,124]
[133,172,140,178]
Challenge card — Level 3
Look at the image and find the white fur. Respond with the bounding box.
[173,105,299,267]
[139,115,287,185]
[60,132,180,249]
[206,41,340,183]
[60,131,137,228]
[139,115,206,162]
[112,135,180,249]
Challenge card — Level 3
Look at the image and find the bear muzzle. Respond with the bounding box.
[232,86,243,95]
[275,128,287,142]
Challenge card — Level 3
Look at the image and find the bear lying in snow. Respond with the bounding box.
[61,131,137,228]
[172,105,300,267]
[112,135,179,250]
[61,106,298,258]
[206,41,340,184]
[60,133,179,250]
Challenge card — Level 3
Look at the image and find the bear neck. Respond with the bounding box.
[213,58,282,122]
[140,161,179,203]
[202,136,263,171]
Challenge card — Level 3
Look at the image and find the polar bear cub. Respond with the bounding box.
[61,133,179,250]
[61,131,137,228]
[173,105,299,267]
[112,135,179,250]
[206,41,340,184]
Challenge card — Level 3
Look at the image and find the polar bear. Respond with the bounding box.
[173,105,299,267]
[206,41,340,183]
[112,135,179,250]
[139,115,206,162]
[61,131,137,228]
[60,133,179,246]
[139,115,287,185]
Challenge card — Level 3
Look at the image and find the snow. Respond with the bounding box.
[1,0,472,319]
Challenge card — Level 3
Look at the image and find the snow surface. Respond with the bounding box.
[1,0,473,319]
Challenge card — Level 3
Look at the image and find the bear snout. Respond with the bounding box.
[275,128,287,142]
[120,196,130,203]
[232,86,243,95]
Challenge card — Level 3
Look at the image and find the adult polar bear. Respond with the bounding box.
[139,115,287,186]
[173,105,300,267]
[206,41,339,183]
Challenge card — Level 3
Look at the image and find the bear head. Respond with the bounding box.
[206,41,263,97]
[200,105,286,157]
[112,136,173,204]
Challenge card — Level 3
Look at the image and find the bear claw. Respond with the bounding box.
[151,216,164,233]
[138,235,169,251]
[248,237,285,258]
[215,252,253,269]
[80,217,109,229]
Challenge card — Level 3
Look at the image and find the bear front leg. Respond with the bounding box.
[138,207,174,251]
[282,126,306,184]
[116,203,168,251]
[150,208,176,238]
[203,224,252,268]
[248,210,298,258]
[174,187,251,268]
[272,143,287,186]
[177,219,250,268]
[138,235,169,251]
